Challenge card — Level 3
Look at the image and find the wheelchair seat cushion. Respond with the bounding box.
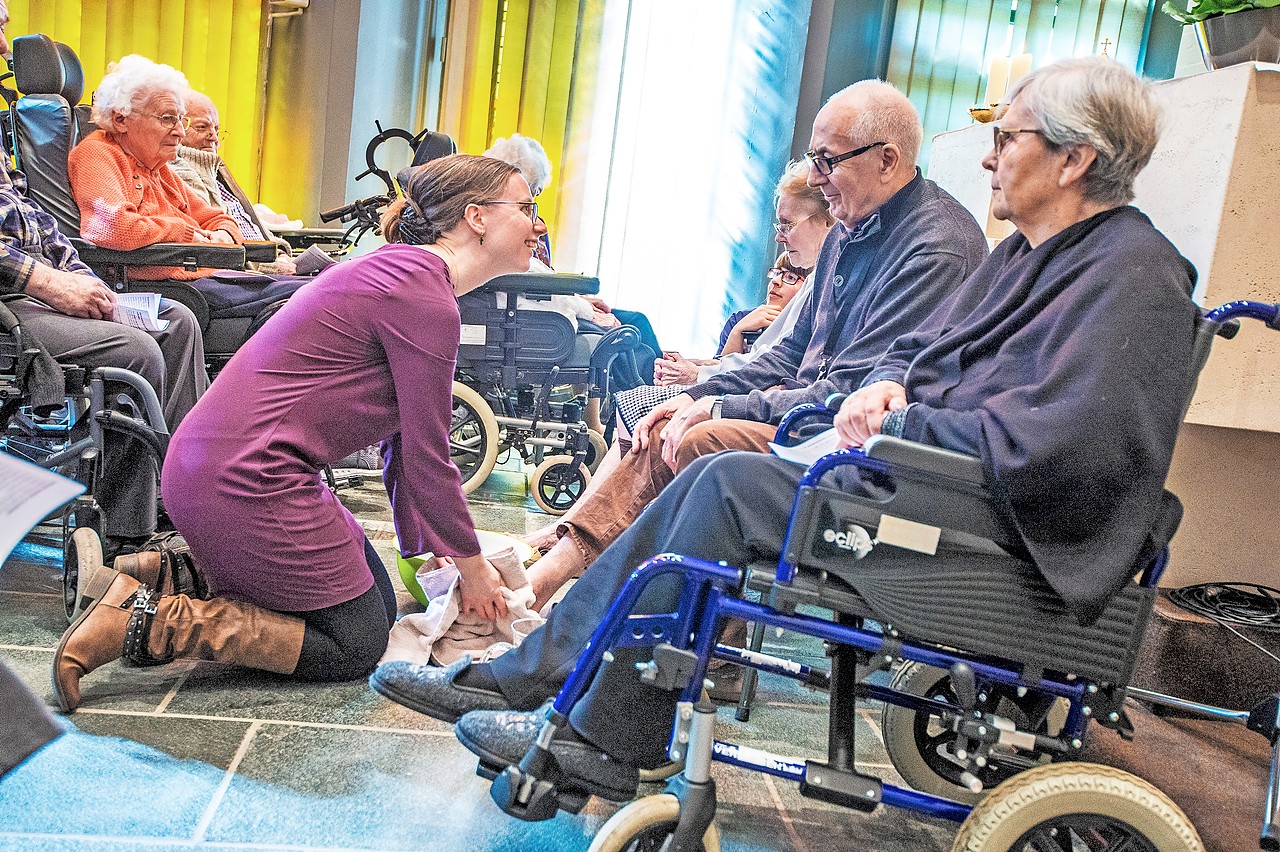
[774,487,1157,685]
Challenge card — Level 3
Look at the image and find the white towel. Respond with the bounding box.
[380,543,545,666]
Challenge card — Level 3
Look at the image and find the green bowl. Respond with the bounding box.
[396,530,536,605]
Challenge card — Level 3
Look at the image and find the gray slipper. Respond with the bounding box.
[455,707,639,802]
[369,656,511,723]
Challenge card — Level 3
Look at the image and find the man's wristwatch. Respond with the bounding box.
[709,396,724,419]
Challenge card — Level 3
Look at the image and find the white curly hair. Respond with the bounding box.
[90,54,189,126]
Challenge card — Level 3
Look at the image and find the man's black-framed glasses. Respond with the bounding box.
[480,200,539,222]
[804,141,887,175]
[992,126,1043,155]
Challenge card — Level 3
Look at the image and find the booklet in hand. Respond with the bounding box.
[113,292,170,332]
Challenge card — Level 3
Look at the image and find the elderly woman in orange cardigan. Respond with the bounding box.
[67,55,305,322]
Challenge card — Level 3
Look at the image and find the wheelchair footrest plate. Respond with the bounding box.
[799,760,882,812]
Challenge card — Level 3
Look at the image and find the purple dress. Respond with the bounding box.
[161,244,481,612]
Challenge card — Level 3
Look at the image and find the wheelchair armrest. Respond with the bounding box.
[243,240,278,263]
[483,272,600,296]
[273,228,347,250]
[862,434,985,486]
[73,239,247,273]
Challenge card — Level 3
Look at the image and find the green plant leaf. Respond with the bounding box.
[1163,0,1279,21]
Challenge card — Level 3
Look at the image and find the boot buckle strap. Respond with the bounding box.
[122,586,169,666]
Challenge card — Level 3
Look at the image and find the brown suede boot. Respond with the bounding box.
[52,568,143,713]
[133,595,306,675]
[53,572,307,713]
[112,551,164,590]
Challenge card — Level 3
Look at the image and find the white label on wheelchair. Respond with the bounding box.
[875,514,941,556]
[460,324,487,346]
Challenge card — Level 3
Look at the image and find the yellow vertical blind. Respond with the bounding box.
[886,0,1151,168]
[6,0,266,191]
[440,0,604,246]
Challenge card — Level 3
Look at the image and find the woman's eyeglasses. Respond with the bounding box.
[992,126,1043,155]
[773,212,816,237]
[480,200,539,222]
[768,267,804,286]
[144,112,191,130]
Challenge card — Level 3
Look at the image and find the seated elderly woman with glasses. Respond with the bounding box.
[67,55,308,324]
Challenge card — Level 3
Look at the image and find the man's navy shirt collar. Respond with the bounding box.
[836,167,925,248]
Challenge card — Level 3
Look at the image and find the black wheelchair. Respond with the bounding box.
[475,300,1280,851]
[4,34,305,370]
[330,125,653,512]
[451,272,648,513]
[0,301,169,624]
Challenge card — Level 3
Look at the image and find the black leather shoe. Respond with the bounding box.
[455,708,639,802]
[369,656,511,722]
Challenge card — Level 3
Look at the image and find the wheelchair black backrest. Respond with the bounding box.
[10,34,90,236]
[456,273,601,381]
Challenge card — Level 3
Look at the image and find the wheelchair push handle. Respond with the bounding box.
[1205,299,1280,331]
[319,194,391,224]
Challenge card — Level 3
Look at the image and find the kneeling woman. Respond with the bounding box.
[53,156,543,711]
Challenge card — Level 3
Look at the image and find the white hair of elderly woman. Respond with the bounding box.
[90,54,189,127]
[483,134,552,197]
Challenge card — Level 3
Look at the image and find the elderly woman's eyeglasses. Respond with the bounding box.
[143,112,191,130]
[768,267,804,286]
[992,126,1043,155]
[773,212,816,237]
[480,200,539,222]
[803,141,887,175]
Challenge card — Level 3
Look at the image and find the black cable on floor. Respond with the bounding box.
[1168,582,1280,629]
[1168,582,1280,666]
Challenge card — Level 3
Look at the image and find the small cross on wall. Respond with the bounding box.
[1100,38,1113,56]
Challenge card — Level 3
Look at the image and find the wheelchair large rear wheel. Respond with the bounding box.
[531,454,591,515]
[588,794,720,852]
[450,382,500,494]
[882,661,1066,804]
[950,762,1202,852]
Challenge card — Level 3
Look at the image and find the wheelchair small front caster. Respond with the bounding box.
[64,523,104,624]
[589,794,721,852]
[531,454,591,515]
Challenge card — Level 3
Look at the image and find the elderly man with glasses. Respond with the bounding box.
[373,55,1201,813]
[439,80,988,618]
[169,90,298,275]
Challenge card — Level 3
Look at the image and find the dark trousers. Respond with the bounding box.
[5,296,208,538]
[491,450,808,765]
[295,538,397,681]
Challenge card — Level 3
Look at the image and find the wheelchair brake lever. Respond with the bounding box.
[949,661,978,712]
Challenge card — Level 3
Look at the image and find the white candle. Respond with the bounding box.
[985,57,1010,106]
[1008,53,1033,93]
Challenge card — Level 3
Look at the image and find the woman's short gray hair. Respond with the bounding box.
[828,80,923,167]
[1008,56,1161,207]
[483,134,552,197]
[775,160,832,224]
[91,54,189,126]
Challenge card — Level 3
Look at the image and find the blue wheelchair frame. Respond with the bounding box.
[487,300,1280,849]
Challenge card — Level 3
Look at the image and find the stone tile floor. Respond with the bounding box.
[0,461,957,851]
